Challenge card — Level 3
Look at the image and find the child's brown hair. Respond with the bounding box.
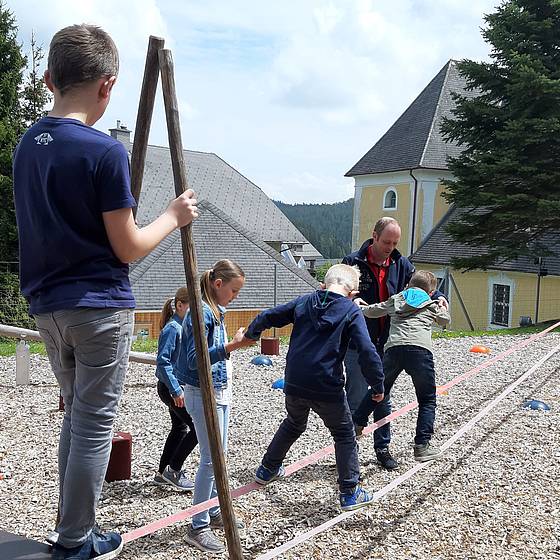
[48,24,119,95]
[159,286,189,330]
[408,270,437,294]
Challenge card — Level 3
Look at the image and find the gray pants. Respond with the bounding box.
[35,308,134,548]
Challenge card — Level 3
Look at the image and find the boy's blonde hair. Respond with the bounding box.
[48,24,119,95]
[324,264,360,293]
[408,270,437,294]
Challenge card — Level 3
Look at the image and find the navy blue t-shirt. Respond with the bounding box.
[13,117,137,314]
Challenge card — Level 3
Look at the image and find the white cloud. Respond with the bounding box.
[7,0,499,204]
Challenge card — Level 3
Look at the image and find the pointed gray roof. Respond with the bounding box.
[346,60,476,176]
[411,206,560,276]
[134,145,320,258]
[130,199,320,310]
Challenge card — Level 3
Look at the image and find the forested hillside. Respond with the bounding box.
[274,199,353,258]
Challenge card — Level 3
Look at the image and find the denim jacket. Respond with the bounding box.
[155,314,183,397]
[175,302,228,389]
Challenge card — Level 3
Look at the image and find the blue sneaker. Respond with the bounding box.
[51,530,123,559]
[255,464,285,485]
[340,486,374,511]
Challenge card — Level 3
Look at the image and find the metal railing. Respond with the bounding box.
[0,323,156,385]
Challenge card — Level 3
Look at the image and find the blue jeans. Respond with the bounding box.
[184,385,230,529]
[353,345,437,448]
[35,308,134,548]
[344,345,384,414]
[262,394,360,493]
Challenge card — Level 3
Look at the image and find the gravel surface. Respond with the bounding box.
[1,333,559,559]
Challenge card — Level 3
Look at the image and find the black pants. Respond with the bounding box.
[157,381,198,473]
[262,394,359,493]
[353,345,437,447]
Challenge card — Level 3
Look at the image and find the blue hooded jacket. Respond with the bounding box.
[245,290,384,402]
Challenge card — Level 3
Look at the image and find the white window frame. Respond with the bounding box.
[488,275,515,328]
[383,187,397,210]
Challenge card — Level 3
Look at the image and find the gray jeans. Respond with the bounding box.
[35,308,134,547]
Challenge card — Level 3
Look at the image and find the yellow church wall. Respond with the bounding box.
[434,183,450,225]
[413,264,560,331]
[414,186,424,251]
[357,183,411,252]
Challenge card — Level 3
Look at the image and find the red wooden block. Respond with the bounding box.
[261,337,280,356]
[105,432,132,482]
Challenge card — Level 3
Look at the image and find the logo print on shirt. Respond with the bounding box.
[34,132,53,145]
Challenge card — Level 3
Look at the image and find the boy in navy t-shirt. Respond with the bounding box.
[13,24,197,560]
[245,264,385,512]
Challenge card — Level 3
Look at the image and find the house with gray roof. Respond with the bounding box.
[346,60,476,255]
[345,59,560,331]
[107,126,321,335]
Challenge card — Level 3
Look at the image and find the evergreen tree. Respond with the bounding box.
[0,2,26,263]
[274,199,353,258]
[441,0,560,269]
[21,31,51,127]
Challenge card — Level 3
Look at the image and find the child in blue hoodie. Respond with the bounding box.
[353,270,450,466]
[245,264,385,511]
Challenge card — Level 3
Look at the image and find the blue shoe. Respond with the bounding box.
[340,486,374,511]
[51,530,123,559]
[255,464,285,485]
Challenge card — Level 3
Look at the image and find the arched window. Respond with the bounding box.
[383,188,397,210]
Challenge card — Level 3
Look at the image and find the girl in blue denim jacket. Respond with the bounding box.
[154,286,198,492]
[176,259,254,554]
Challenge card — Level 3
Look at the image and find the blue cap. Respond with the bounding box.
[402,287,431,308]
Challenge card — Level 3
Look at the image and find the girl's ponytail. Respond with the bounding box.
[159,298,174,330]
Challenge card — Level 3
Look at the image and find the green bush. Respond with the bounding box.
[0,272,35,329]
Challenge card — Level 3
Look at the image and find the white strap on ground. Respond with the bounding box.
[257,343,560,560]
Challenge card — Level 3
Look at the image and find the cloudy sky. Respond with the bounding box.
[8,0,499,203]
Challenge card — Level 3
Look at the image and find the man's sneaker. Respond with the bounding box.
[209,511,246,530]
[184,525,225,555]
[414,442,443,463]
[354,423,364,438]
[51,530,123,560]
[340,486,374,511]
[157,466,195,491]
[375,447,399,470]
[255,464,286,486]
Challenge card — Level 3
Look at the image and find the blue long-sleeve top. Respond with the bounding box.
[155,314,184,397]
[245,290,384,402]
[175,303,229,388]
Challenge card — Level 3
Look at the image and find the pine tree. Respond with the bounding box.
[0,2,26,263]
[441,0,560,269]
[21,31,51,127]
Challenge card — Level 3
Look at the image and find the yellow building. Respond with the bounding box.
[346,60,559,330]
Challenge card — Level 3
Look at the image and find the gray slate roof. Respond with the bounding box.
[411,206,560,276]
[130,200,320,310]
[346,60,477,176]
[135,145,319,252]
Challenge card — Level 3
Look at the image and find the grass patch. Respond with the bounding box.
[433,321,560,339]
[0,339,47,356]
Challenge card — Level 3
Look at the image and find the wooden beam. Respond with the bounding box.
[130,35,165,212]
[158,48,244,559]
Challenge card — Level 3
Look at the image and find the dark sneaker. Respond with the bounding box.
[414,442,443,462]
[46,530,59,545]
[209,511,245,530]
[255,464,286,486]
[375,447,399,470]
[354,423,364,438]
[51,530,123,560]
[159,466,194,491]
[184,525,225,554]
[340,486,374,511]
